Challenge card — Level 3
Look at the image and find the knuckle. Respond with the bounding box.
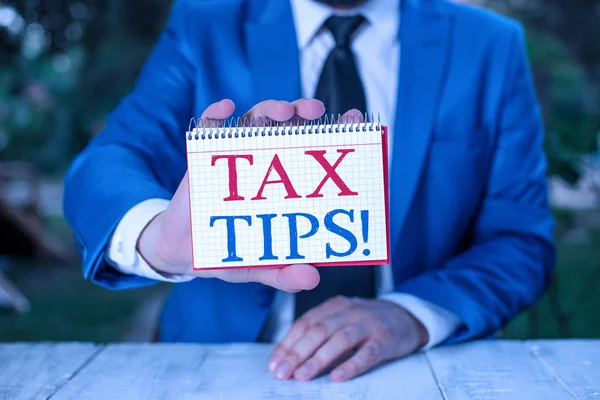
[273,345,286,357]
[326,296,342,309]
[286,350,301,365]
[364,343,379,364]
[377,326,394,341]
[294,319,311,334]
[339,328,355,347]
[309,323,328,341]
[348,303,366,315]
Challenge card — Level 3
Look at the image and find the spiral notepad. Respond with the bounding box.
[185,114,390,270]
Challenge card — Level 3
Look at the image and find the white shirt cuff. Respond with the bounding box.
[105,198,195,283]
[379,292,462,350]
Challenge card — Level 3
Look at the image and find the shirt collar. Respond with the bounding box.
[289,0,401,49]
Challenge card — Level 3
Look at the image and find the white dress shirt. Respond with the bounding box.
[106,0,462,349]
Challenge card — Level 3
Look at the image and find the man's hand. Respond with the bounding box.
[267,296,429,382]
[136,98,355,293]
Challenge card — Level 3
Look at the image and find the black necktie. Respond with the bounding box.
[313,15,367,116]
[294,15,375,319]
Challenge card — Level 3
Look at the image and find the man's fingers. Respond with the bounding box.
[277,296,353,353]
[330,339,383,382]
[247,264,320,292]
[294,324,369,381]
[267,296,354,377]
[339,108,364,124]
[241,100,295,123]
[292,99,325,121]
[269,312,350,380]
[200,99,236,121]
[207,264,319,292]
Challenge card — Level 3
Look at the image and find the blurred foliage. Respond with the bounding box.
[0,0,172,175]
[504,225,600,340]
[486,0,600,183]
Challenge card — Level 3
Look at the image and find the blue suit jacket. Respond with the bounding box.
[63,0,555,344]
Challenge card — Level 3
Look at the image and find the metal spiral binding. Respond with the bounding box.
[186,112,381,140]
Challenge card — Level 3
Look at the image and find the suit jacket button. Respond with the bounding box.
[257,288,274,307]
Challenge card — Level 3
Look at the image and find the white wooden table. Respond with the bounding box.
[1,340,599,399]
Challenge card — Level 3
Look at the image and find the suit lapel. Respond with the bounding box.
[390,0,454,246]
[243,0,302,104]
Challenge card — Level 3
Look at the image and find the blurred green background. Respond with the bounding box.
[0,0,599,342]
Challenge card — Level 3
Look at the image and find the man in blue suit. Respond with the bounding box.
[63,0,555,383]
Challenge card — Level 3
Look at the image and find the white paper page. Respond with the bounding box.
[186,123,388,269]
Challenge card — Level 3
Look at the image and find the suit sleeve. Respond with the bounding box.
[63,0,195,290]
[394,23,556,342]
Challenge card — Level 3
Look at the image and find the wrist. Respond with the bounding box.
[406,308,430,349]
[136,212,186,275]
[383,299,430,350]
